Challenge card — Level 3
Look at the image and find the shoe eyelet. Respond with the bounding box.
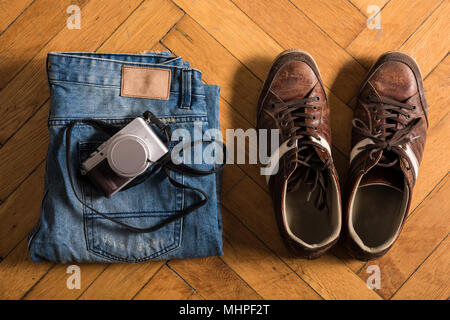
[406,114,411,119]
[312,106,317,110]
[281,120,288,126]
[316,96,320,101]
[287,140,294,147]
[312,116,316,120]
[314,127,318,131]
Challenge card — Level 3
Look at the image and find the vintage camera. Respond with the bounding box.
[81,117,168,198]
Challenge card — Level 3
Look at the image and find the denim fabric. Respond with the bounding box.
[28,52,223,263]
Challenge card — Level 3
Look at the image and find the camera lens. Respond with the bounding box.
[107,135,150,178]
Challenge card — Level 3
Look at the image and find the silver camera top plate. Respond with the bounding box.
[81,117,168,177]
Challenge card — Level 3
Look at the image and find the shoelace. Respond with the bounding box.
[352,95,422,167]
[273,96,330,210]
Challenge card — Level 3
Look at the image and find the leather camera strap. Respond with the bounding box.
[65,111,225,233]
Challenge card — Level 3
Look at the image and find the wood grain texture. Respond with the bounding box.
[409,115,450,211]
[424,54,449,130]
[399,0,450,77]
[348,0,443,69]
[98,0,183,53]
[0,0,88,89]
[348,0,390,17]
[232,0,366,103]
[392,235,450,300]
[78,262,164,300]
[162,15,262,126]
[23,264,108,300]
[0,0,34,34]
[0,103,49,201]
[221,164,246,197]
[0,240,52,300]
[172,0,283,80]
[331,243,365,273]
[221,207,321,299]
[326,88,353,154]
[0,0,143,144]
[168,257,261,300]
[358,174,450,299]
[0,0,448,300]
[218,98,269,192]
[134,265,201,300]
[290,0,366,48]
[0,162,45,258]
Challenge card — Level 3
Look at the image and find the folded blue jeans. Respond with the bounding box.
[28,52,223,263]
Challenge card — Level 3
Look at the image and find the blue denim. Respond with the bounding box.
[28,52,223,263]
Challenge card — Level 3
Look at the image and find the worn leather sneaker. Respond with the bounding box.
[257,49,342,259]
[346,52,428,260]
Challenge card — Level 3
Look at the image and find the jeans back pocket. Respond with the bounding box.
[78,141,183,263]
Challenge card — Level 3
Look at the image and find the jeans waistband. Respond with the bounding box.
[47,52,206,109]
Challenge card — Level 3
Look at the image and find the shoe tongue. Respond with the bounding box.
[284,138,329,190]
[305,137,330,163]
[297,139,325,161]
[287,143,323,190]
[364,149,399,170]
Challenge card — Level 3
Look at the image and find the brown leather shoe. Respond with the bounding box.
[257,49,342,259]
[345,52,428,260]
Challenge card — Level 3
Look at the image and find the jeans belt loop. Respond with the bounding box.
[181,68,192,110]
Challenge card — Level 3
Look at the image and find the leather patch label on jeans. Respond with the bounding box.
[121,66,171,100]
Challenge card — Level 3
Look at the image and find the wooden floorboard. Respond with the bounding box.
[0,0,89,90]
[167,257,263,300]
[133,264,202,300]
[347,0,443,67]
[392,234,450,300]
[0,0,448,300]
[348,0,390,17]
[358,173,450,299]
[220,207,322,300]
[0,0,34,35]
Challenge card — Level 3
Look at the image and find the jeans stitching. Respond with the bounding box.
[78,144,183,262]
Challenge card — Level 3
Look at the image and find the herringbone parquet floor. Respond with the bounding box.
[0,0,448,300]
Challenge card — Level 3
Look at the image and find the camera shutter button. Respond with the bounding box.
[107,135,150,178]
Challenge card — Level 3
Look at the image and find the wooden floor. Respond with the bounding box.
[0,0,448,300]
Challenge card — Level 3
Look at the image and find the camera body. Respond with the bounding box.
[81,117,168,198]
